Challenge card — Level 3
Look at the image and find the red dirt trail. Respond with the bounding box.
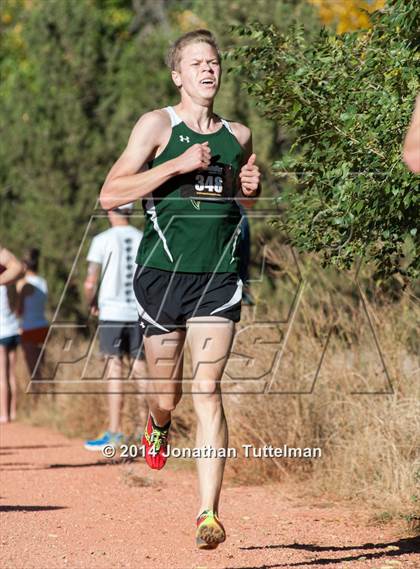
[1,422,419,569]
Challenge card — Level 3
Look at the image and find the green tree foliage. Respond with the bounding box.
[0,0,176,317]
[1,0,320,317]
[231,0,419,280]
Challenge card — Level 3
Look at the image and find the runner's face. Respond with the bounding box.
[174,42,221,101]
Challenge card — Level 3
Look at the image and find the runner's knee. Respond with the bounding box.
[192,378,220,397]
[156,395,180,412]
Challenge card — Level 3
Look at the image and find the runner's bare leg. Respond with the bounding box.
[131,357,149,432]
[143,329,185,426]
[107,356,124,433]
[186,316,235,516]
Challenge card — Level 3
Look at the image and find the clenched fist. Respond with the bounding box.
[239,153,260,197]
[174,142,212,174]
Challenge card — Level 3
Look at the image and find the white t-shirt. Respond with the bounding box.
[0,285,19,339]
[87,225,143,322]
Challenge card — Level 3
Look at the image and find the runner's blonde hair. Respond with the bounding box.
[167,29,221,71]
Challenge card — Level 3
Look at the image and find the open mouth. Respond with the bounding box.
[200,78,215,86]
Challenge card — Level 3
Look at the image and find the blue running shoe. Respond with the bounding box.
[84,431,124,451]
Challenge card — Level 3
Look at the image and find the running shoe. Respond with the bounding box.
[196,509,226,550]
[84,431,124,451]
[142,414,170,470]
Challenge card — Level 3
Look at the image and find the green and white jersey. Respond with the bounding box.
[136,106,244,273]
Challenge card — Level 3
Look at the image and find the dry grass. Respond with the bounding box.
[14,247,420,530]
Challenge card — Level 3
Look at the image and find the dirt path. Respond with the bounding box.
[0,422,418,569]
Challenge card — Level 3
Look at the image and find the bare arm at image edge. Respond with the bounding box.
[403,95,420,174]
[0,246,25,286]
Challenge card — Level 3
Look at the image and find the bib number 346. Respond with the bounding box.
[194,174,223,195]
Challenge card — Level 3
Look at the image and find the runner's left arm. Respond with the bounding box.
[231,124,261,209]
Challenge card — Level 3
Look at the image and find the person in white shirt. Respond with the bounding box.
[83,202,148,450]
[0,245,25,423]
[16,248,49,381]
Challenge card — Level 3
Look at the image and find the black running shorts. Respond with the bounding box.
[98,320,145,359]
[133,265,243,336]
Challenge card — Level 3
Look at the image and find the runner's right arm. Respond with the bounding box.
[100,110,211,210]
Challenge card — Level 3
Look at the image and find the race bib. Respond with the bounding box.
[180,163,236,202]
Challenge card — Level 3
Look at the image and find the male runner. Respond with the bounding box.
[99,30,261,549]
[83,203,148,450]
